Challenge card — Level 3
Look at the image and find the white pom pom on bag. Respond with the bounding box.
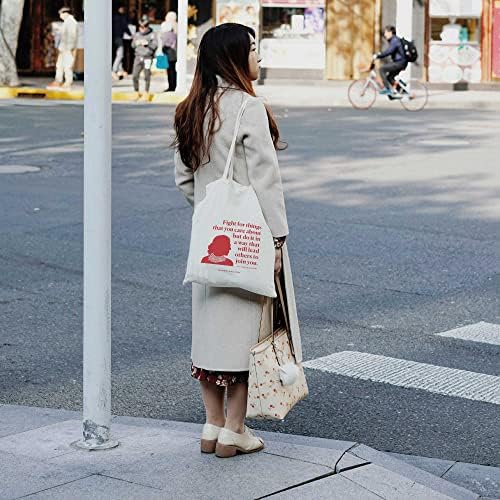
[183,97,277,298]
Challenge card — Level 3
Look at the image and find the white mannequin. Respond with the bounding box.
[440,16,461,43]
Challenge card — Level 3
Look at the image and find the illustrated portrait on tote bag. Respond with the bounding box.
[201,235,234,267]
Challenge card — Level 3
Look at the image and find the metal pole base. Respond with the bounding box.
[72,438,119,451]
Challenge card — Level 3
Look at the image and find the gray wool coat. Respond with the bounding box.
[175,83,303,371]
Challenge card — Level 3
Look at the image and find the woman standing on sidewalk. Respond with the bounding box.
[173,23,302,458]
[160,11,178,92]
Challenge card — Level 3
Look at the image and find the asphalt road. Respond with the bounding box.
[0,100,499,466]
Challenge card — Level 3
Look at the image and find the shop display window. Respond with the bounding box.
[493,2,500,79]
[40,0,84,70]
[260,3,325,70]
[428,0,482,83]
[430,17,480,43]
[262,7,324,39]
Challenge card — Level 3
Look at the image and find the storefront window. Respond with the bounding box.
[216,1,260,38]
[40,0,84,70]
[493,2,500,79]
[260,1,325,70]
[428,0,482,83]
[262,7,324,38]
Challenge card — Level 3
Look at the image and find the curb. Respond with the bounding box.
[0,404,495,499]
[2,85,499,109]
[349,444,479,500]
[0,86,186,104]
[0,87,17,99]
[258,79,500,92]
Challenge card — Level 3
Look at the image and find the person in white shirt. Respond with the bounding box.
[47,7,78,89]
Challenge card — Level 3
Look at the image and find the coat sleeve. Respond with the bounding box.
[378,37,399,59]
[68,20,79,50]
[149,33,158,53]
[174,150,195,207]
[123,18,132,37]
[240,98,289,238]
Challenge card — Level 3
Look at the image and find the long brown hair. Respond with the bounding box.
[173,23,284,171]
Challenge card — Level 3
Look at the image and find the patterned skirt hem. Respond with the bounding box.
[191,363,248,387]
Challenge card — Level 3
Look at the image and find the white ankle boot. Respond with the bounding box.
[201,423,222,453]
[215,426,265,458]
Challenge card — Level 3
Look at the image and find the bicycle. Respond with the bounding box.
[348,61,428,111]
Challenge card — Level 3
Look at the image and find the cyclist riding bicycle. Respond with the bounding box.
[374,25,407,97]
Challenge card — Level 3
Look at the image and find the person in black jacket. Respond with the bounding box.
[112,5,131,79]
[374,26,407,96]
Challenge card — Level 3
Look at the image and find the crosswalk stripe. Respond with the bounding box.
[303,351,500,405]
[435,321,500,346]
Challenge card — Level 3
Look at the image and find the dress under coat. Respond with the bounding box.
[175,81,303,371]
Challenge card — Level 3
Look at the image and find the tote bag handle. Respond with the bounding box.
[222,96,249,181]
[258,274,296,362]
[274,275,296,359]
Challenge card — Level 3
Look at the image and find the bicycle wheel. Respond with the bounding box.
[348,79,377,110]
[399,80,428,111]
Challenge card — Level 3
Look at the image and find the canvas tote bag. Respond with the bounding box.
[183,97,276,298]
[246,277,308,420]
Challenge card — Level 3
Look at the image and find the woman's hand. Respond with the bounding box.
[274,248,282,276]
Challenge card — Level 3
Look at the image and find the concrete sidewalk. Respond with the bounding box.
[0,76,180,105]
[259,83,500,110]
[1,405,498,499]
[1,75,500,109]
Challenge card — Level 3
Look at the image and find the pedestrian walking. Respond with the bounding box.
[112,4,131,80]
[160,11,178,92]
[131,16,158,101]
[47,8,78,89]
[173,23,303,458]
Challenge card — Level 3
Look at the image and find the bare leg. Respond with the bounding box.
[225,383,247,434]
[200,381,226,427]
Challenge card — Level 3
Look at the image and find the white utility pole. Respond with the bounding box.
[75,0,118,451]
[176,0,188,93]
[396,0,413,80]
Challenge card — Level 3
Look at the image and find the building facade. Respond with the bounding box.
[16,0,380,80]
[16,0,191,75]
[16,0,500,82]
[213,0,382,80]
[16,0,84,74]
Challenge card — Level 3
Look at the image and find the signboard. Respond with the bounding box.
[493,1,500,78]
[216,0,260,40]
[429,0,482,17]
[262,0,325,5]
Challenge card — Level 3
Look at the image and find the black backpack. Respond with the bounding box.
[400,38,418,63]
